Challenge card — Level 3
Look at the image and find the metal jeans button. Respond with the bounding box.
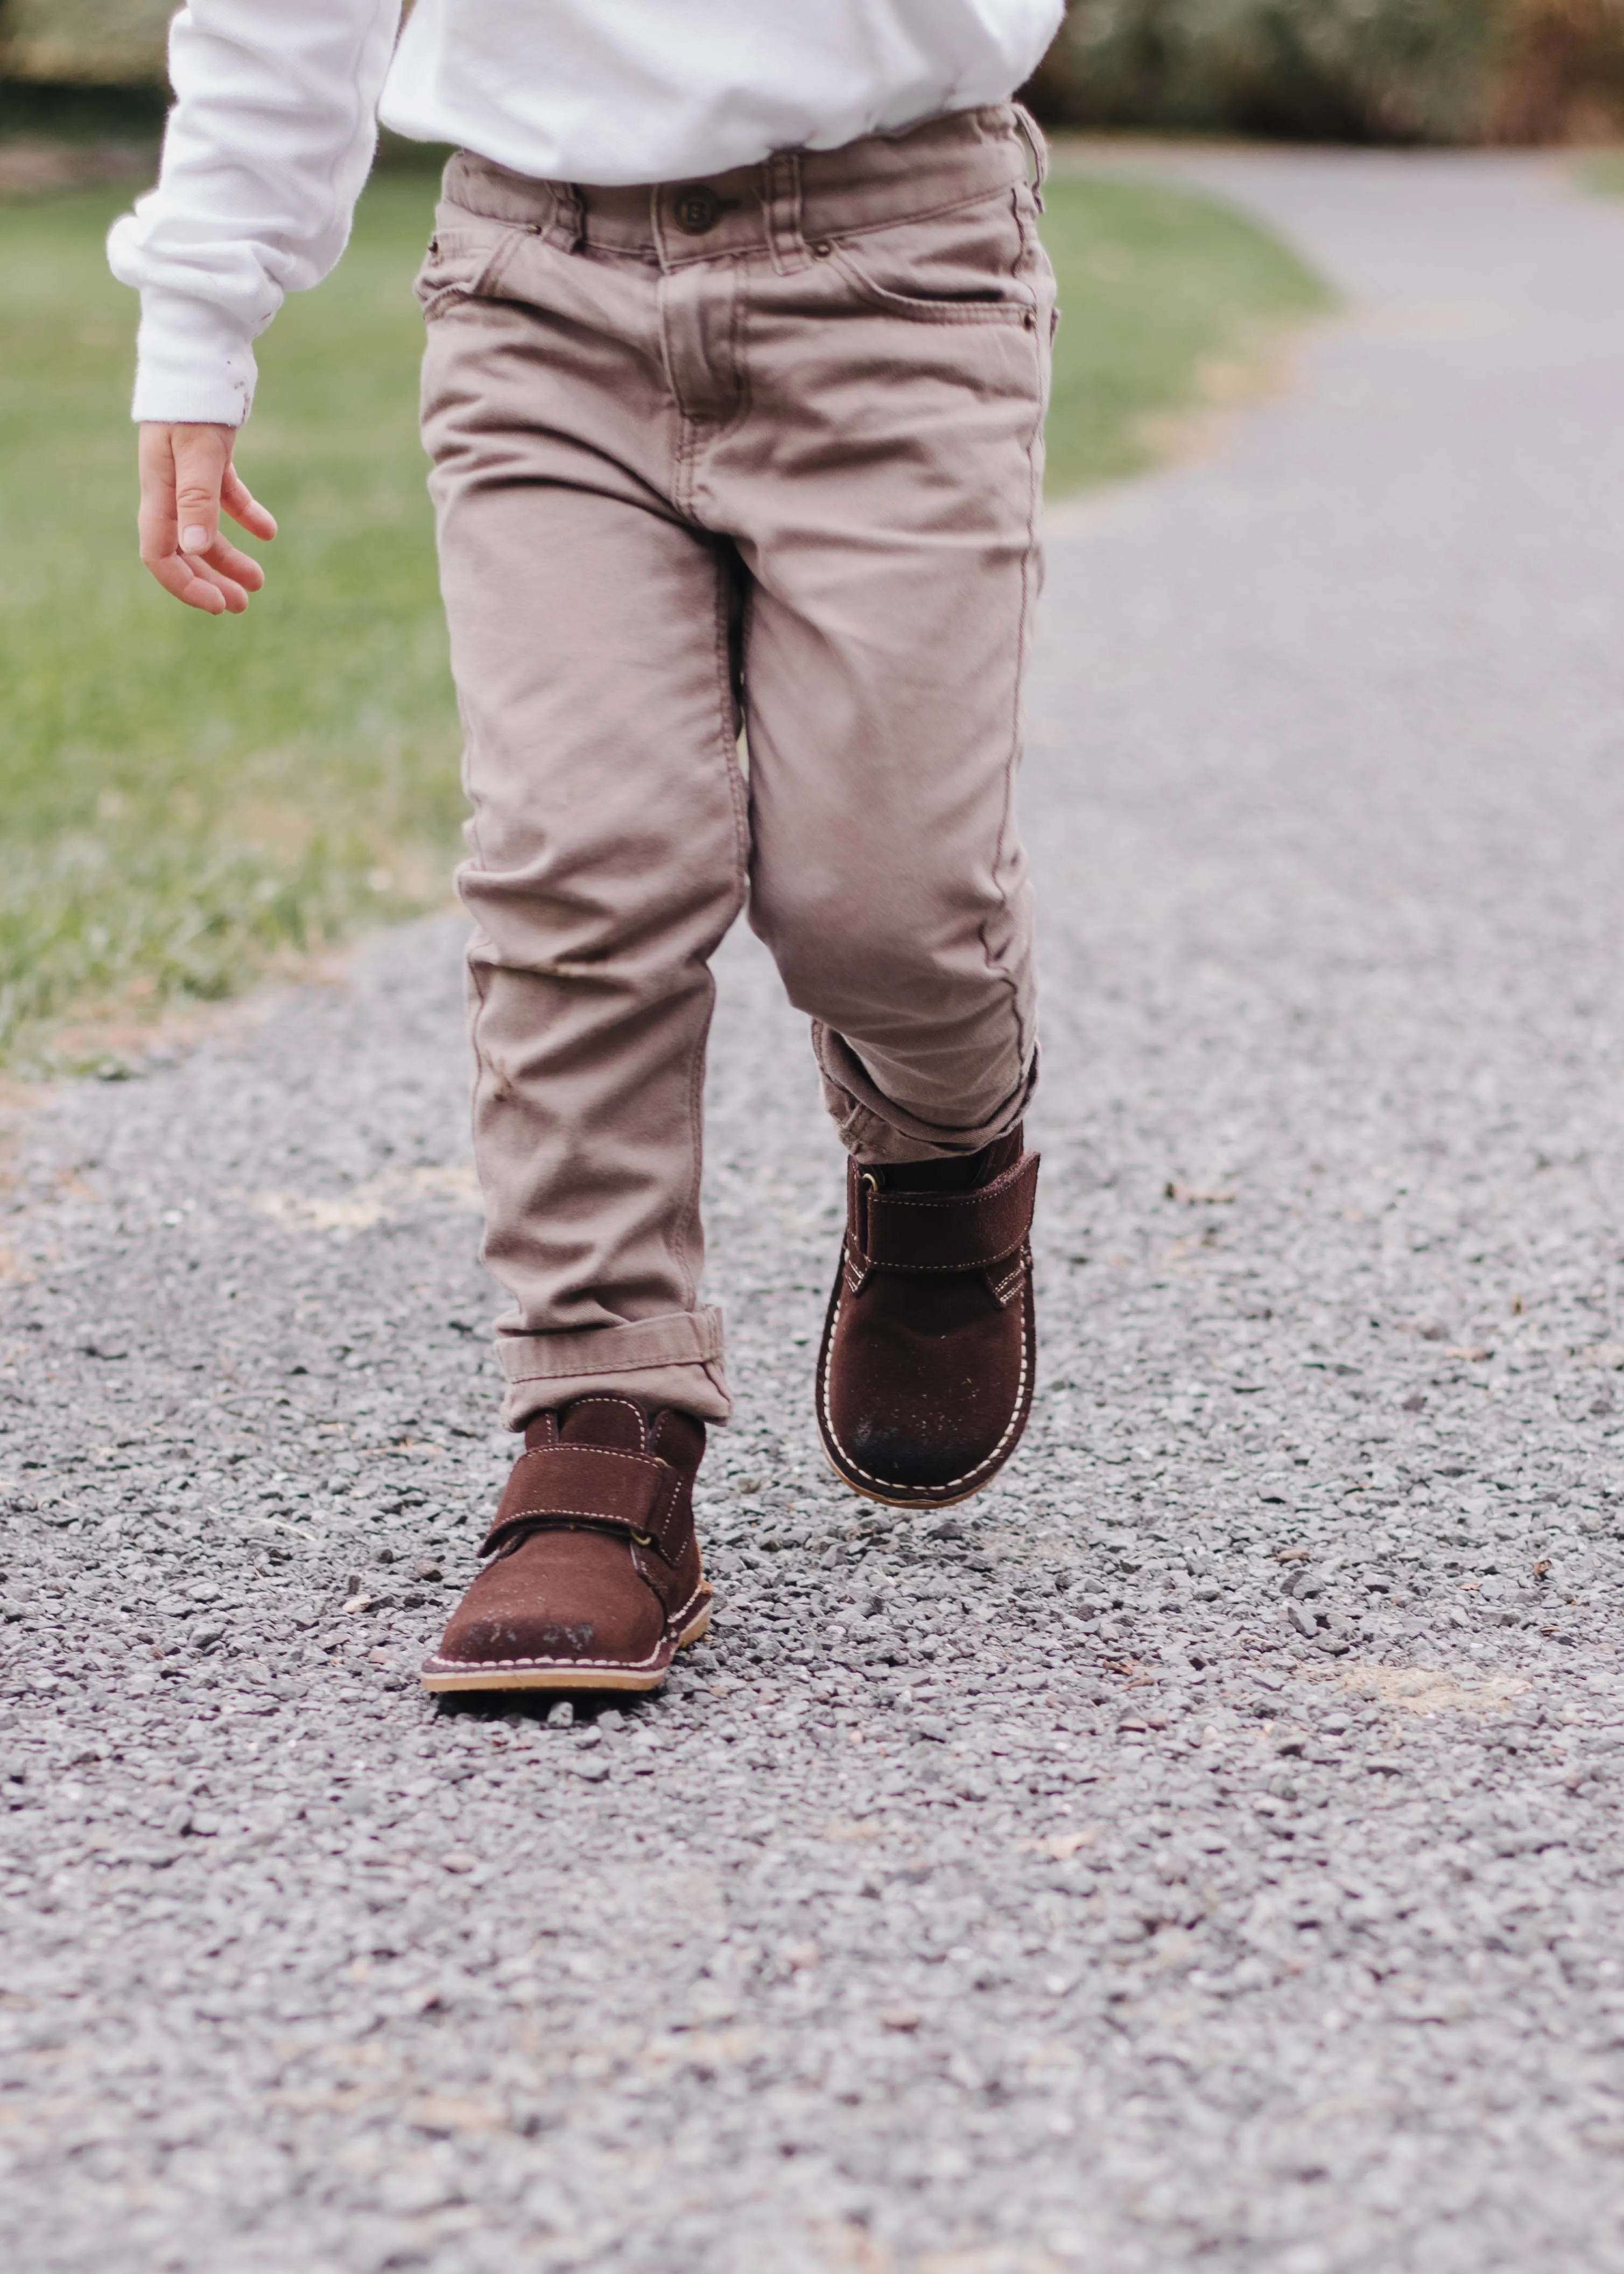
[674,185,722,235]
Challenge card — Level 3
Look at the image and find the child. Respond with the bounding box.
[111,1,1061,1694]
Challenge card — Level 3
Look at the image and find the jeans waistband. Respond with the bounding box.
[441,103,1038,271]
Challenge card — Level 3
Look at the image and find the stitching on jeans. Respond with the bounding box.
[725,259,752,440]
[416,220,525,321]
[440,139,1023,266]
[824,179,1038,328]
[660,274,694,516]
[814,1027,1021,1163]
[501,1323,723,1380]
[671,265,753,438]
[463,956,503,1284]
[820,178,1026,248]
[653,177,1021,271]
[765,150,805,276]
[826,240,1030,328]
[669,551,746,1314]
[971,186,1047,1090]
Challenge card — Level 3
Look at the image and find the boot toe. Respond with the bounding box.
[434,1531,666,1672]
[818,1149,1039,1508]
[825,1309,1028,1496]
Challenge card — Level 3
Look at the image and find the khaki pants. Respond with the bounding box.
[418,103,1053,1427]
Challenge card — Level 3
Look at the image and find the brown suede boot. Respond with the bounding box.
[420,1395,712,1694]
[816,1127,1038,1508]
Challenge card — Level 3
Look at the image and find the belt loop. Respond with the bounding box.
[557,182,587,253]
[1012,101,1047,210]
[765,149,805,274]
[651,182,676,273]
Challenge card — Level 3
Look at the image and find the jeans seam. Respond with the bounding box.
[666,549,749,1312]
[826,239,1032,326]
[823,178,1028,247]
[975,191,1048,1089]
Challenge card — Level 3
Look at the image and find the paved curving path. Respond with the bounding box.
[6,150,1624,2274]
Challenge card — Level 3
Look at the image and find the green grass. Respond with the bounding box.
[1041,170,1331,493]
[1578,150,1624,198]
[0,174,462,1068]
[0,165,1326,1069]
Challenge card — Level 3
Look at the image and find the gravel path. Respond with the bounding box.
[7,150,1624,2274]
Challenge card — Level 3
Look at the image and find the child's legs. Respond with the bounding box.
[423,291,748,1427]
[723,174,1052,1164]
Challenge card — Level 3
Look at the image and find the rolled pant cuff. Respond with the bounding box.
[813,1023,1039,1165]
[496,1308,731,1428]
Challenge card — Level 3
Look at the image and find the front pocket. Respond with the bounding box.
[824,191,1038,327]
[412,220,519,321]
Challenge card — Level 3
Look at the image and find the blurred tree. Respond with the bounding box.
[1026,0,1624,142]
[0,0,171,84]
[2,0,1619,145]
[1491,0,1624,138]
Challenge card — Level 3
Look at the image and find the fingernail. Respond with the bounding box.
[181,525,210,552]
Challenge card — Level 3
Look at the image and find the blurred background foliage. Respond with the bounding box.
[0,0,172,87]
[3,0,1623,146]
[2,0,1623,145]
[1028,1,1624,143]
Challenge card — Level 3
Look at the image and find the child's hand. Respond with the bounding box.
[137,422,277,614]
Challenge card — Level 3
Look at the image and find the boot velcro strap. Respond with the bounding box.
[481,1445,684,1562]
[854,1151,1039,1275]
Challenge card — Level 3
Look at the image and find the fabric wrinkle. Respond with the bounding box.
[418,104,1048,1412]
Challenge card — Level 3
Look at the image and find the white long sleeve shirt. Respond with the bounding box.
[108,0,1063,427]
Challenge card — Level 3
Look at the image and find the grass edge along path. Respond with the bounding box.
[1043,162,1330,494]
[1578,149,1624,198]
[0,162,1328,1074]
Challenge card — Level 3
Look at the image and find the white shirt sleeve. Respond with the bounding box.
[107,0,404,425]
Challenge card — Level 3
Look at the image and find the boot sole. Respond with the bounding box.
[817,1442,997,1511]
[419,1601,712,1696]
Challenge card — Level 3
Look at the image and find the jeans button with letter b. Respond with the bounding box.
[674,185,722,235]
